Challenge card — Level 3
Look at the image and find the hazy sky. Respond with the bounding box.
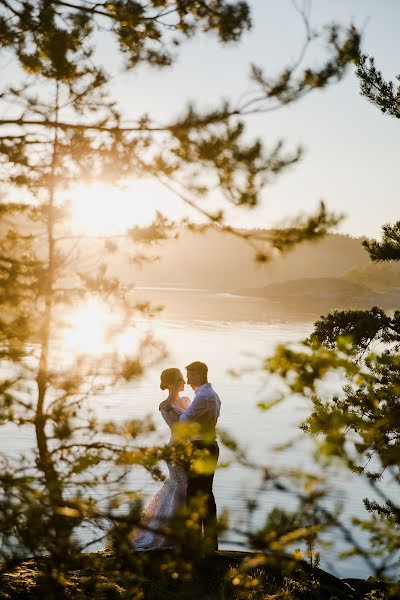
[93,0,399,238]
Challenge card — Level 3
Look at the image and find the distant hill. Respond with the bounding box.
[237,277,400,311]
[240,277,374,299]
[114,229,375,290]
[133,276,400,322]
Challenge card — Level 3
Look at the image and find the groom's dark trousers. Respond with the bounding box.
[187,440,219,551]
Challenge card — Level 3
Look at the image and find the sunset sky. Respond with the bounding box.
[2,1,398,238]
[93,0,399,238]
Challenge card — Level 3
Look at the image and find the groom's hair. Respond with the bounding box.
[186,361,208,383]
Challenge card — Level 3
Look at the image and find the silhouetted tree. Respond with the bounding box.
[264,229,400,591]
[356,53,400,118]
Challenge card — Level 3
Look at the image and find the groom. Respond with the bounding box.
[179,361,221,552]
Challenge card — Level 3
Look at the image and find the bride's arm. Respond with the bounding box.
[159,399,170,411]
[159,402,180,426]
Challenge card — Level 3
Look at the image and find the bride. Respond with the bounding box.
[132,368,190,549]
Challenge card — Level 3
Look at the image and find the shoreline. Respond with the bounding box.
[0,549,391,600]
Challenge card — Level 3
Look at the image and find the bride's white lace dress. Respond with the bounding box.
[133,396,190,549]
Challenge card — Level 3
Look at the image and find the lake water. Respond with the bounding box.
[117,315,384,579]
[0,290,390,579]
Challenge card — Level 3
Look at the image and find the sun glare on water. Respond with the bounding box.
[61,297,142,358]
[65,180,174,235]
[61,298,118,355]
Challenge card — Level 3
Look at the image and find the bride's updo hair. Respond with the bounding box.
[160,368,181,391]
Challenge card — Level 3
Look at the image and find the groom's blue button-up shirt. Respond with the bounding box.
[179,383,221,442]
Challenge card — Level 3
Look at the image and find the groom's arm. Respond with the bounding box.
[179,394,211,422]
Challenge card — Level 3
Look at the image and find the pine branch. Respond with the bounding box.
[363,221,400,262]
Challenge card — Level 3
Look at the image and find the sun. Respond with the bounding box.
[63,179,179,235]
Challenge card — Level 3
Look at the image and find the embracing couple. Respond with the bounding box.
[133,361,221,553]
